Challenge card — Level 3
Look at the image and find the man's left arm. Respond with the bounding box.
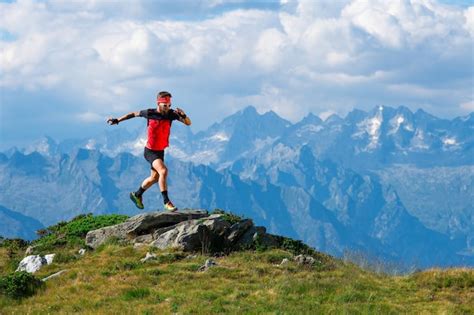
[174,108,192,126]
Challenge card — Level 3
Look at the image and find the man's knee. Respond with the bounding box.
[158,166,168,176]
[152,160,167,176]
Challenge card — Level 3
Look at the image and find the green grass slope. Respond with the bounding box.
[0,213,472,314]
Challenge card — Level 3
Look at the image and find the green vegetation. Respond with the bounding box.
[0,271,43,299]
[32,213,128,253]
[212,208,245,225]
[0,243,472,314]
[0,213,472,313]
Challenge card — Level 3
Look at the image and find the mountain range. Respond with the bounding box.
[1,105,472,268]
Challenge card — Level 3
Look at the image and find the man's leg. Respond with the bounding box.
[130,169,159,210]
[152,159,168,192]
[141,168,160,190]
[152,159,177,211]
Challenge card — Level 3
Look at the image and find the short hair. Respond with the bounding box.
[157,91,172,99]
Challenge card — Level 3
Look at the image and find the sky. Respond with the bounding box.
[0,0,473,150]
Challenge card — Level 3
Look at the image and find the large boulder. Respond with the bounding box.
[85,210,208,248]
[85,210,282,254]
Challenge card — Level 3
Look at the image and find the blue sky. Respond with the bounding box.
[0,0,473,150]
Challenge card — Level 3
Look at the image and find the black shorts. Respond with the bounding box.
[144,147,164,169]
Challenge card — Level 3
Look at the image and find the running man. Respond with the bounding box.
[107,91,191,211]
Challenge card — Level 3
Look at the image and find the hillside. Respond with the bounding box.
[0,212,473,314]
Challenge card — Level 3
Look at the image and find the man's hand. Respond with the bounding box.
[107,118,119,125]
[175,107,186,118]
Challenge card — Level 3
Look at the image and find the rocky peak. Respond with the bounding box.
[85,210,278,254]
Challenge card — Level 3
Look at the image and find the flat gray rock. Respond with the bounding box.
[86,210,209,249]
[125,210,209,236]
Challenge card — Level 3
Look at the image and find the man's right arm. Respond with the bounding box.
[107,111,140,125]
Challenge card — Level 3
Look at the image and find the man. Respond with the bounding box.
[107,91,191,211]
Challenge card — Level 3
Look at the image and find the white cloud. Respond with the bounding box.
[77,111,103,123]
[0,0,472,143]
[459,100,474,112]
[253,28,286,71]
[343,0,404,48]
[465,6,474,36]
[319,110,336,121]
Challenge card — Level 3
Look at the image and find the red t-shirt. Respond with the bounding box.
[139,109,180,150]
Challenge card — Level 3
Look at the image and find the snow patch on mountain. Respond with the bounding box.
[253,136,278,151]
[409,129,430,151]
[353,110,383,151]
[85,139,96,150]
[442,137,461,151]
[295,125,324,137]
[208,132,229,142]
[388,115,414,135]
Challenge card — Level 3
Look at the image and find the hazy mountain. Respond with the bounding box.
[0,146,470,267]
[0,205,44,240]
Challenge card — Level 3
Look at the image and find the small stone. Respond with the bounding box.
[280,258,290,266]
[185,255,197,259]
[294,255,315,266]
[305,256,315,265]
[44,254,55,265]
[140,252,158,263]
[198,258,217,271]
[25,246,35,256]
[78,248,86,256]
[42,270,67,282]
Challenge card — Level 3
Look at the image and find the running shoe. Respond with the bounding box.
[164,201,178,212]
[130,192,144,209]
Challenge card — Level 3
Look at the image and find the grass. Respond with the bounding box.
[32,213,129,253]
[0,244,472,314]
[0,212,472,313]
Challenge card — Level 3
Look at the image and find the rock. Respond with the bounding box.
[294,255,316,266]
[85,222,131,249]
[42,270,67,282]
[280,258,290,266]
[78,248,86,256]
[25,246,35,256]
[16,254,55,273]
[198,258,217,271]
[140,252,157,263]
[125,210,209,236]
[85,210,208,249]
[133,234,154,246]
[151,215,231,253]
[84,209,286,255]
[226,219,254,243]
[234,226,267,248]
[44,254,55,265]
[185,254,197,259]
[257,233,280,248]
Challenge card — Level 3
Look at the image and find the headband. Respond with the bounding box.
[157,96,171,104]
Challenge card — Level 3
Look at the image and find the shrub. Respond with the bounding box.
[212,209,245,225]
[32,213,129,252]
[0,238,29,250]
[0,271,43,299]
[0,238,30,260]
[277,236,315,256]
